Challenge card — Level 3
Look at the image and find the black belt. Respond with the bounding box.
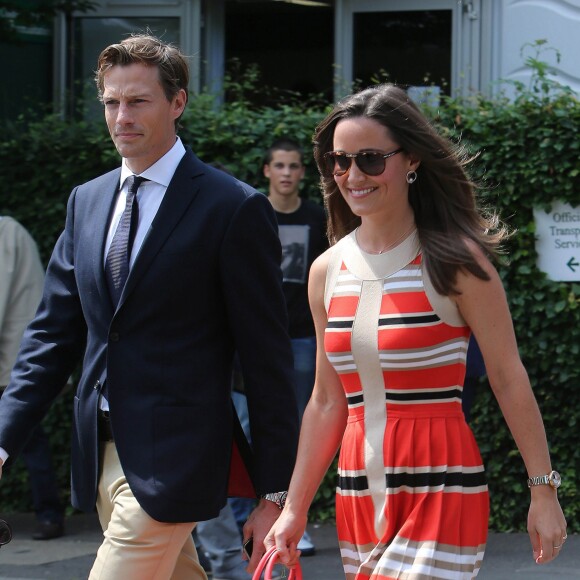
[98,409,114,442]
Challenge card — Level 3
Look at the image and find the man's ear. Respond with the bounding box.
[263,164,271,179]
[172,89,187,119]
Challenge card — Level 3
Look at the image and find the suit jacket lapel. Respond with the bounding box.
[92,169,121,311]
[118,151,204,307]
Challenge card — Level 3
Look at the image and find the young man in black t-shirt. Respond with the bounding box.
[264,138,328,556]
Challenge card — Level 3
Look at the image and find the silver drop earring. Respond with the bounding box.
[406,170,417,184]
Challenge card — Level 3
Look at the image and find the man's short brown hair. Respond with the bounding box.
[95,34,189,126]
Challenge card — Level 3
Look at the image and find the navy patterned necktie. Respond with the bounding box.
[105,175,147,306]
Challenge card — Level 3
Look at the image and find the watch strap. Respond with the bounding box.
[527,474,550,487]
[260,491,288,510]
[527,470,561,489]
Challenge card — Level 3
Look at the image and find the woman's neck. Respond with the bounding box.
[356,214,416,254]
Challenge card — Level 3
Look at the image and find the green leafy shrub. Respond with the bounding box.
[434,41,580,531]
[0,47,578,532]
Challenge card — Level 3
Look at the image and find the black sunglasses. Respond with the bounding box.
[0,519,12,547]
[322,148,404,177]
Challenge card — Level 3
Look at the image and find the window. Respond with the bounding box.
[224,0,334,104]
[353,10,452,95]
[55,0,200,119]
[336,0,474,100]
[72,17,180,117]
[1,27,52,120]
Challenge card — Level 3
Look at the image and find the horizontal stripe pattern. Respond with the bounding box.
[327,351,356,373]
[383,263,423,293]
[385,386,463,405]
[341,538,485,580]
[379,338,468,369]
[326,249,488,578]
[327,317,355,331]
[338,465,487,496]
[379,312,440,328]
[346,391,364,408]
[333,269,363,297]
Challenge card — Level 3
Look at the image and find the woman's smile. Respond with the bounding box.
[348,186,378,198]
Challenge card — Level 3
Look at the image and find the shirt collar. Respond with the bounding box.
[120,137,187,189]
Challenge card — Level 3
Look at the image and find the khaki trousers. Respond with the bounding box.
[89,442,207,580]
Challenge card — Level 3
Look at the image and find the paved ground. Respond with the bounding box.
[0,512,578,579]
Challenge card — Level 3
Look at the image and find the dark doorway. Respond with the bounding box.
[353,10,452,96]
[225,1,334,104]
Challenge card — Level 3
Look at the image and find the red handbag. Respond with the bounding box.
[252,546,303,580]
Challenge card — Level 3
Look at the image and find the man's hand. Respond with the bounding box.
[241,499,283,573]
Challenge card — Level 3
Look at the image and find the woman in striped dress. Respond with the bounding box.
[266,84,566,579]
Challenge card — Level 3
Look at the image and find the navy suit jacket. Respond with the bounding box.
[0,149,299,523]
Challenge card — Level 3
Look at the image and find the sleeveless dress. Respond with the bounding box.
[324,231,489,580]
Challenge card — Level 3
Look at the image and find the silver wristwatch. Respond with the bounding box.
[260,491,288,510]
[527,470,561,489]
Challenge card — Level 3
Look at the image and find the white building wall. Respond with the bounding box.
[492,0,580,95]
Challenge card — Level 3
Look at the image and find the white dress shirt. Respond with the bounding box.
[104,138,187,268]
[100,138,186,412]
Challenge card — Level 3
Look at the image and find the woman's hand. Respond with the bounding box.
[528,487,567,564]
[264,508,308,569]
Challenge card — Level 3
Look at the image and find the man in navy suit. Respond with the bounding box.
[0,34,298,579]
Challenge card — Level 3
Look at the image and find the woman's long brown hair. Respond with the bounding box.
[313,84,508,296]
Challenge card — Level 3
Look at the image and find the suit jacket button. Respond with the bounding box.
[94,380,100,390]
[109,332,120,342]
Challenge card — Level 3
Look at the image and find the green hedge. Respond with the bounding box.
[0,58,578,532]
[434,65,580,531]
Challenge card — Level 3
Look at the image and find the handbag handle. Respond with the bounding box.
[252,546,303,580]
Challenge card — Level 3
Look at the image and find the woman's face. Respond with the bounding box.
[331,116,418,219]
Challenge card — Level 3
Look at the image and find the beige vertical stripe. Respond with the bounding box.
[351,279,387,539]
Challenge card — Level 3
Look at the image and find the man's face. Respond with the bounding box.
[264,150,305,198]
[102,63,186,174]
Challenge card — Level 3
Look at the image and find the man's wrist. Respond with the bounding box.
[260,491,287,510]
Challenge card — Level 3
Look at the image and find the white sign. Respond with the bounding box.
[534,202,580,281]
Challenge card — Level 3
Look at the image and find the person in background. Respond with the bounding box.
[267,83,566,578]
[194,503,250,580]
[0,34,298,579]
[263,138,328,557]
[0,216,65,541]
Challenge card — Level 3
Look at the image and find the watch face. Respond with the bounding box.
[550,471,562,489]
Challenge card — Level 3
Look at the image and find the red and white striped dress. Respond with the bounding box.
[324,231,489,580]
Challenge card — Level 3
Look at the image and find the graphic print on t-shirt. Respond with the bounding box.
[278,224,310,284]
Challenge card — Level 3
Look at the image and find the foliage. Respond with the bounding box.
[0,45,578,533]
[0,115,116,260]
[0,0,96,40]
[432,40,580,531]
[180,94,327,198]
